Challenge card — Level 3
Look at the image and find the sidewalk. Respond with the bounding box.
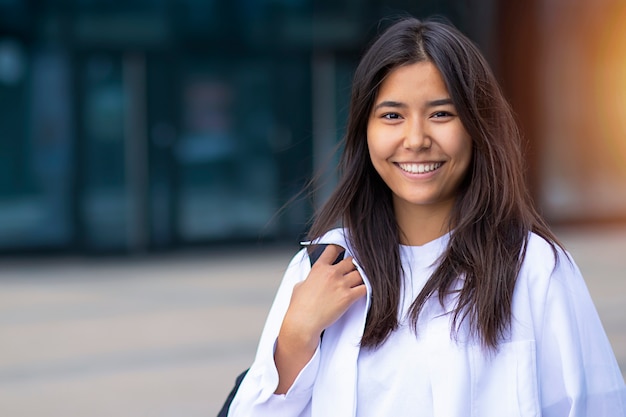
[0,227,624,416]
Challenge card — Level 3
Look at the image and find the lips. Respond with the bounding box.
[397,162,443,174]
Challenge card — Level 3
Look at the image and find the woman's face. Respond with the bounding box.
[367,61,472,218]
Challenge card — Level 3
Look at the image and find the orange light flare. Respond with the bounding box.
[592,2,626,177]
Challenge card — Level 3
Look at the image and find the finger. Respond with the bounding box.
[344,270,364,288]
[335,256,357,274]
[347,281,367,302]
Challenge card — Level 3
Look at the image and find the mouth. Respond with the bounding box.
[397,162,443,174]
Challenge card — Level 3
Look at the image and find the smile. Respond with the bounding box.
[397,162,443,174]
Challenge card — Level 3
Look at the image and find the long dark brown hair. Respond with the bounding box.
[307,17,562,350]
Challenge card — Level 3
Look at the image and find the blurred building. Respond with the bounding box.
[0,0,625,254]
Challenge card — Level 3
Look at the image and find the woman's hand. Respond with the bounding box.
[274,245,366,394]
[284,245,366,340]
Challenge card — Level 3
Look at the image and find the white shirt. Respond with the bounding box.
[357,234,449,416]
[228,228,626,417]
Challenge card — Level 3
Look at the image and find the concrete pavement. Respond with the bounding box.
[0,226,624,416]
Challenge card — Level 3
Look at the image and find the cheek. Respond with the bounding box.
[365,126,383,173]
[367,125,392,161]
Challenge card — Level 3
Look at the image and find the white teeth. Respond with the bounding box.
[398,162,442,174]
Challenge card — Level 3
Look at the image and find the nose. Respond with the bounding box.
[403,118,431,150]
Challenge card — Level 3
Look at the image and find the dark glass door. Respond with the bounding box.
[77,51,149,251]
[0,42,74,250]
[174,58,282,242]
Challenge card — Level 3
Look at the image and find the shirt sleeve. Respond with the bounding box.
[537,249,626,416]
[228,248,319,417]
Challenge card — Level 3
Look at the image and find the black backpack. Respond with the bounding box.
[217,244,343,417]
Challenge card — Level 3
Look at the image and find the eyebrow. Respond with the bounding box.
[373,98,454,111]
[373,100,407,111]
[426,98,454,107]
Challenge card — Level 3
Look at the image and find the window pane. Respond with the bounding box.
[176,60,279,241]
[0,43,74,249]
[80,53,129,249]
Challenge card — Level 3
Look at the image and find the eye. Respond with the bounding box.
[382,112,401,120]
[431,111,453,119]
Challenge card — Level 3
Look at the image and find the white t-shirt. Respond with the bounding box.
[229,229,626,417]
[357,234,449,416]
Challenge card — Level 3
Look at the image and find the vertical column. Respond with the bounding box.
[311,51,337,210]
[494,0,541,200]
[123,52,149,252]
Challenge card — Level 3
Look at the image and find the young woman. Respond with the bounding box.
[228,17,626,416]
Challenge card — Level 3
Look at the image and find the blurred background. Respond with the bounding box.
[0,0,626,253]
[0,0,625,416]
[1,0,626,253]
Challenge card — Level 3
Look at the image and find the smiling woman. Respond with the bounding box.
[226,16,626,417]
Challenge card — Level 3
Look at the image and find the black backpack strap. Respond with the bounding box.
[307,244,345,266]
[217,369,248,417]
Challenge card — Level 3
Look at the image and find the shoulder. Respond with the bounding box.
[522,233,560,270]
[286,246,311,270]
[519,232,582,294]
[513,233,592,341]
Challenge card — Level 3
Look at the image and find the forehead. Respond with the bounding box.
[376,61,450,100]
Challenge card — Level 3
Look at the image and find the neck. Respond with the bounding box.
[393,198,454,246]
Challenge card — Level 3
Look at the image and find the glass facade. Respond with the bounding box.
[0,36,74,250]
[0,0,477,253]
